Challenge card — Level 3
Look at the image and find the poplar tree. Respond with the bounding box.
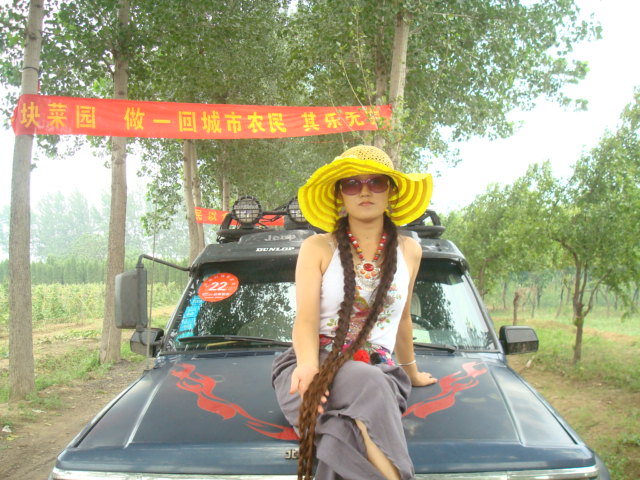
[287,0,598,167]
[7,0,44,399]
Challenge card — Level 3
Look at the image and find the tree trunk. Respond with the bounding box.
[100,0,129,364]
[190,142,205,252]
[387,8,411,167]
[502,281,508,310]
[512,289,523,326]
[530,286,538,319]
[571,261,586,364]
[183,139,200,262]
[373,21,389,150]
[220,147,231,211]
[476,264,486,299]
[573,315,584,364]
[8,0,45,400]
[603,288,610,317]
[555,283,565,318]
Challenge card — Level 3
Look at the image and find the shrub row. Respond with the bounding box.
[0,257,189,285]
[0,282,183,327]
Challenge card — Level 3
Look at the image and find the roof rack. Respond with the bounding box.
[216,196,317,243]
[404,210,445,239]
[216,196,444,243]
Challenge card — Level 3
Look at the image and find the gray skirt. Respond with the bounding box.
[271,347,414,480]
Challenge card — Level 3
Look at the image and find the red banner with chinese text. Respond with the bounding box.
[195,207,284,226]
[12,94,391,139]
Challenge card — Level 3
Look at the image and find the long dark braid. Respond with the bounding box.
[296,214,399,479]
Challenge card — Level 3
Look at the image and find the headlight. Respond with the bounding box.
[286,196,306,224]
[231,196,262,227]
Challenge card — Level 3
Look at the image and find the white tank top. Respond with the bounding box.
[318,245,410,352]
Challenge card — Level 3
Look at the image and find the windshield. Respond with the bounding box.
[165,258,495,352]
[411,261,495,350]
[165,258,297,351]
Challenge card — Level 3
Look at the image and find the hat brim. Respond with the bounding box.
[298,157,433,232]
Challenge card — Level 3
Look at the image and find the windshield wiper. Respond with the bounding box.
[413,342,457,353]
[178,335,291,347]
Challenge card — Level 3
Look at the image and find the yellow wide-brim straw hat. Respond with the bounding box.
[298,145,433,232]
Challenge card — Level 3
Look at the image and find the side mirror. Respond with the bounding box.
[115,266,148,329]
[130,328,164,357]
[499,326,539,354]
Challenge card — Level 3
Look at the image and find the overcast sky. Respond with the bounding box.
[1,0,639,215]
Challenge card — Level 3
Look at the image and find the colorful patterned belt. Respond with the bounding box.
[319,334,394,366]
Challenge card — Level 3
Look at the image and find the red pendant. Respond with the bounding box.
[363,263,375,272]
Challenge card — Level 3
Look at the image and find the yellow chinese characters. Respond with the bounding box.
[345,111,364,127]
[248,112,266,134]
[202,110,222,134]
[179,111,197,132]
[225,112,242,134]
[324,112,343,129]
[47,103,68,128]
[301,112,320,132]
[19,101,41,128]
[206,210,219,223]
[124,107,145,130]
[76,105,96,129]
[268,113,287,133]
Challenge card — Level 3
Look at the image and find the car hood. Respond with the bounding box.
[57,351,596,475]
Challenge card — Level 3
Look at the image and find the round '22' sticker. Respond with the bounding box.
[198,273,239,302]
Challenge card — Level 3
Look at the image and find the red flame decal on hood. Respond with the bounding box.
[172,360,487,441]
[171,363,298,440]
[404,361,488,419]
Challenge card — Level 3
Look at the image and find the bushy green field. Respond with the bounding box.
[0,281,183,327]
[0,281,181,404]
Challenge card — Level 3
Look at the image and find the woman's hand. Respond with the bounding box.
[289,363,319,397]
[290,364,330,414]
[410,370,438,387]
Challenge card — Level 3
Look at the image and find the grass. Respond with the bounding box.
[493,313,640,392]
[0,304,173,404]
[492,307,640,479]
[0,342,145,405]
[590,410,640,480]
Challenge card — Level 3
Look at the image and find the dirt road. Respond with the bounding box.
[0,359,144,479]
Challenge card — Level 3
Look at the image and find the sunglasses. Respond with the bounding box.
[339,175,390,195]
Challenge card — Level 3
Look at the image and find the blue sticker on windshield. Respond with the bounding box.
[176,296,204,340]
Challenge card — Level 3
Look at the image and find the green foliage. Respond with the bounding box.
[443,163,560,297]
[543,90,640,329]
[132,1,314,217]
[445,91,640,362]
[0,187,192,269]
[287,0,598,164]
[0,254,188,285]
[0,281,184,328]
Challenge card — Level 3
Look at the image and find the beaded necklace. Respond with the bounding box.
[347,230,387,290]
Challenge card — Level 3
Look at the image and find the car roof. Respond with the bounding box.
[191,224,468,271]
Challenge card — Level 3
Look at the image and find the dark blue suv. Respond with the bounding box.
[48,199,610,480]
